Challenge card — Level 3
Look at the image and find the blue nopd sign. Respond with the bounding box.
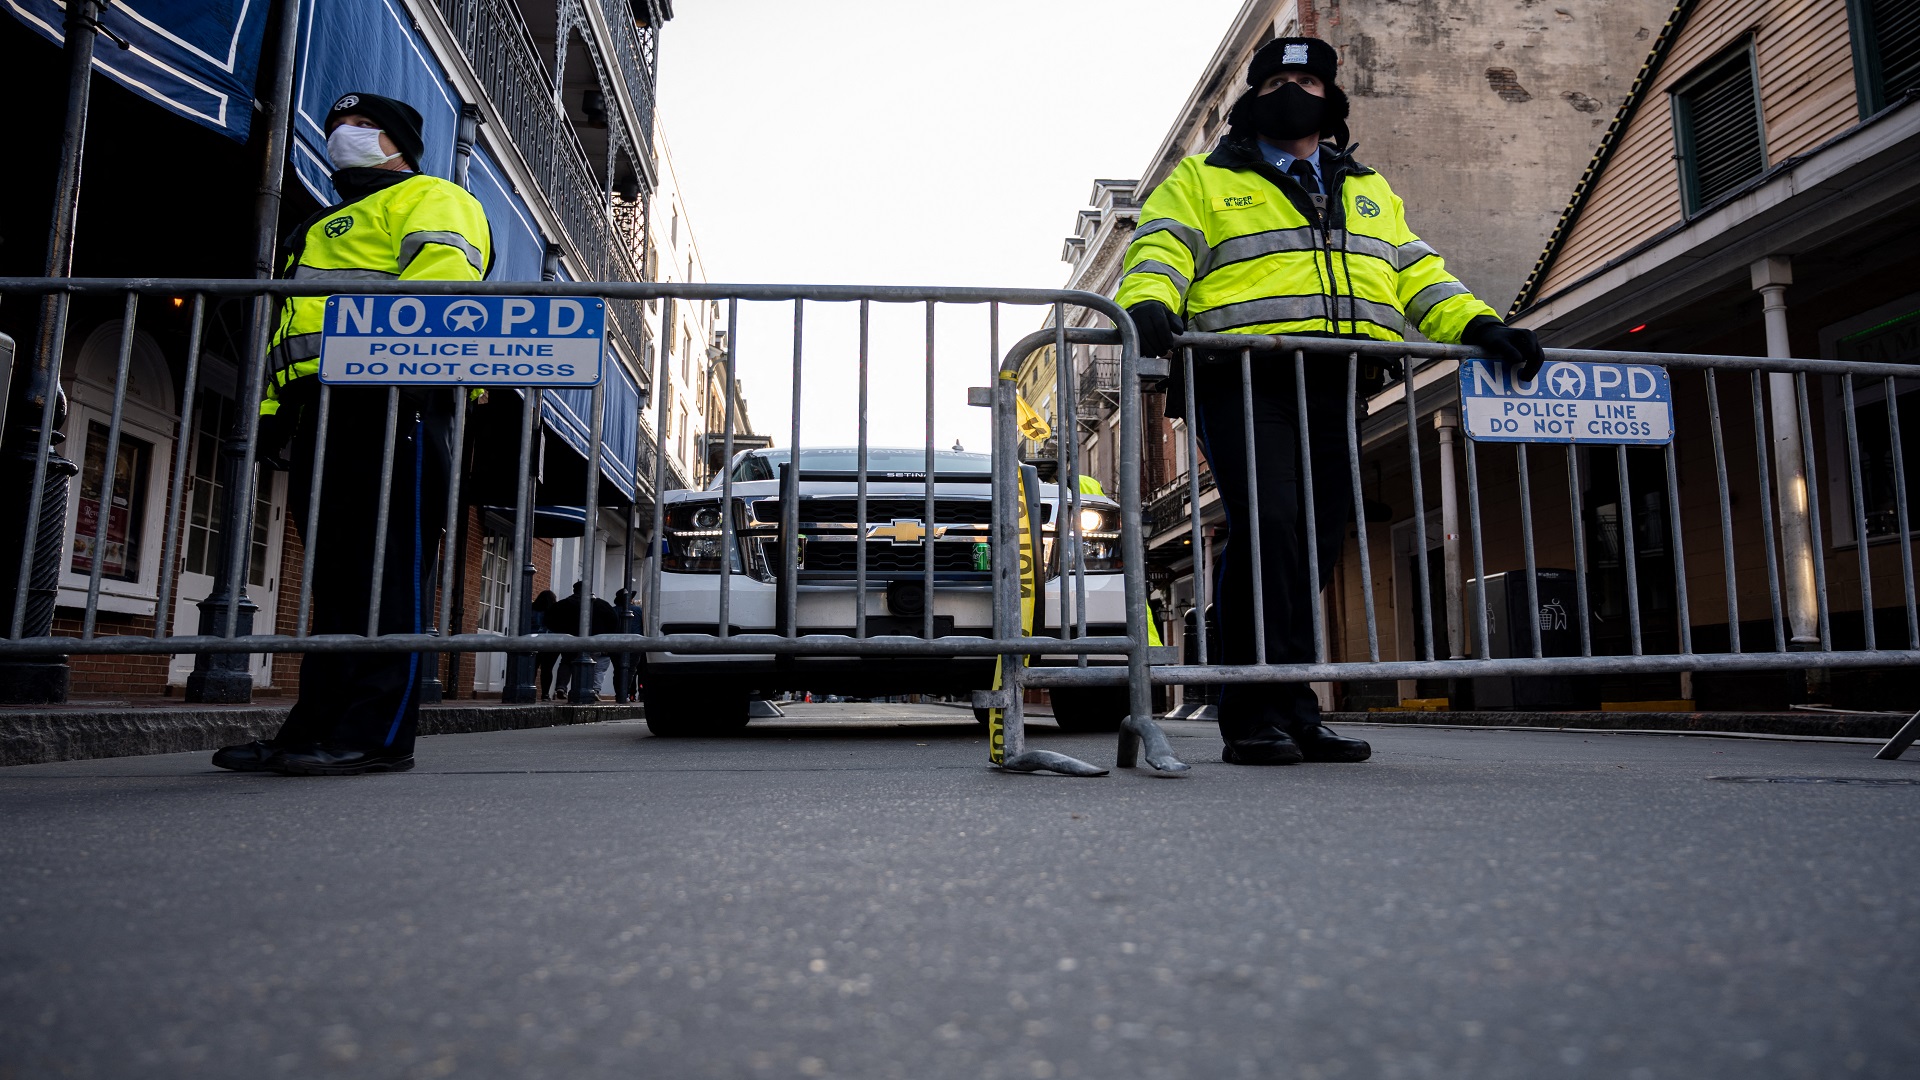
[319,295,605,387]
[1459,357,1673,445]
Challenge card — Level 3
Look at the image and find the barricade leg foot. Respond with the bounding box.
[1000,750,1108,776]
[1874,708,1920,760]
[1116,724,1141,769]
[1123,714,1189,774]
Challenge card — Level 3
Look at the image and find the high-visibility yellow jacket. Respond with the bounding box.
[264,171,491,414]
[1114,138,1494,345]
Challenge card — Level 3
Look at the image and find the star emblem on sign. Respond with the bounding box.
[1546,363,1586,398]
[443,300,487,332]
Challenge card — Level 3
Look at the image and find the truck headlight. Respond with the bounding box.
[1048,506,1122,573]
[662,500,738,573]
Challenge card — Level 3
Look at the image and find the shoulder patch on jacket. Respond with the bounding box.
[1210,193,1265,212]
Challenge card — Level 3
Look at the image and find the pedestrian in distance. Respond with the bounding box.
[546,580,620,701]
[531,589,559,701]
[212,91,493,776]
[1116,37,1544,766]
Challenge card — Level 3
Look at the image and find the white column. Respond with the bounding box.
[1435,407,1466,659]
[1752,256,1819,646]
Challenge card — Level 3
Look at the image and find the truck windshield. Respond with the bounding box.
[728,448,992,483]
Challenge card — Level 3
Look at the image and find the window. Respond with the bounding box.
[184,389,270,588]
[670,205,680,247]
[1850,0,1920,115]
[477,535,513,633]
[70,422,153,582]
[1834,309,1920,540]
[1671,40,1766,216]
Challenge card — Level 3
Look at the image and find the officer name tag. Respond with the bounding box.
[320,295,604,387]
[1460,357,1672,445]
[1210,193,1265,211]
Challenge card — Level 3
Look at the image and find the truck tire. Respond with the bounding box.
[644,683,751,737]
[1048,686,1128,733]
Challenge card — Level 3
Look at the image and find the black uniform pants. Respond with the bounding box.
[1191,359,1354,742]
[275,386,453,754]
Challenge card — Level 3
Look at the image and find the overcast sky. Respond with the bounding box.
[654,0,1245,453]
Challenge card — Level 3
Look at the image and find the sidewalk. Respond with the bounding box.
[0,697,641,766]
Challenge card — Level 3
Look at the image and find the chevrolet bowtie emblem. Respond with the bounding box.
[867,518,944,545]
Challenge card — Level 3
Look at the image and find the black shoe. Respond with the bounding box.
[211,740,282,772]
[1221,733,1305,765]
[269,744,416,776]
[1292,723,1372,762]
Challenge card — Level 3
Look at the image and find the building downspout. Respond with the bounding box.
[1435,407,1466,660]
[452,103,481,189]
[1752,256,1820,649]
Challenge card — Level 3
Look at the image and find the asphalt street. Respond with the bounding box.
[2,705,1917,1080]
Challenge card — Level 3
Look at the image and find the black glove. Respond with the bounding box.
[1462,316,1545,383]
[255,411,295,472]
[1127,301,1184,359]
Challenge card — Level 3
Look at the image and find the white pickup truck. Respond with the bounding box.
[642,447,1131,735]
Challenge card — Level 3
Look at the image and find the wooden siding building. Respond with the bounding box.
[1373,0,1920,710]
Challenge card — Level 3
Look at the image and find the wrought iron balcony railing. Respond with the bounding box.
[429,0,651,382]
[602,5,658,164]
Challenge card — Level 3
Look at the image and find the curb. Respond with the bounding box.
[0,702,644,767]
[1325,710,1906,741]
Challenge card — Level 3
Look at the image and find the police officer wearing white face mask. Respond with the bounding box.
[212,92,493,777]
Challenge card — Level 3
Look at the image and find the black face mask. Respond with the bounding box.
[330,166,415,204]
[1249,82,1326,141]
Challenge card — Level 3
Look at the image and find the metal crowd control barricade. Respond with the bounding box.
[0,276,1184,776]
[1085,328,1917,756]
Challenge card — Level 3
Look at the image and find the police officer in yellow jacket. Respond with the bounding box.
[214,91,491,776]
[1116,38,1542,766]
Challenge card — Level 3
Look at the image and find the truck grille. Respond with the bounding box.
[799,540,983,574]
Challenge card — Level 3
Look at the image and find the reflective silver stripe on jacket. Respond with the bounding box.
[1202,228,1435,277]
[1405,280,1473,331]
[1330,230,1396,268]
[291,265,400,281]
[1206,226,1320,273]
[268,332,322,378]
[1191,294,1405,335]
[1130,218,1212,278]
[1121,259,1191,294]
[398,230,487,275]
[1393,239,1438,271]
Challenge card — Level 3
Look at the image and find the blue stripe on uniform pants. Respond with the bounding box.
[387,419,425,748]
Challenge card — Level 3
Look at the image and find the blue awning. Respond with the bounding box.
[542,362,640,503]
[281,0,642,502]
[6,0,270,140]
[287,0,460,204]
[467,147,546,283]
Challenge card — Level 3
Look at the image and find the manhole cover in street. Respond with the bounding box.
[1708,775,1920,786]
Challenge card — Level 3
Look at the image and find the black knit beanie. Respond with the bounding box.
[324,91,426,171]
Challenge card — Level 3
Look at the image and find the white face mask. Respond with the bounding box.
[327,124,400,169]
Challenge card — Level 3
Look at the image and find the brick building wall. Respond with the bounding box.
[59,611,172,696]
[55,500,557,701]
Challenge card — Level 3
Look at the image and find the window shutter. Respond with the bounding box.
[1870,0,1920,103]
[1677,51,1765,215]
